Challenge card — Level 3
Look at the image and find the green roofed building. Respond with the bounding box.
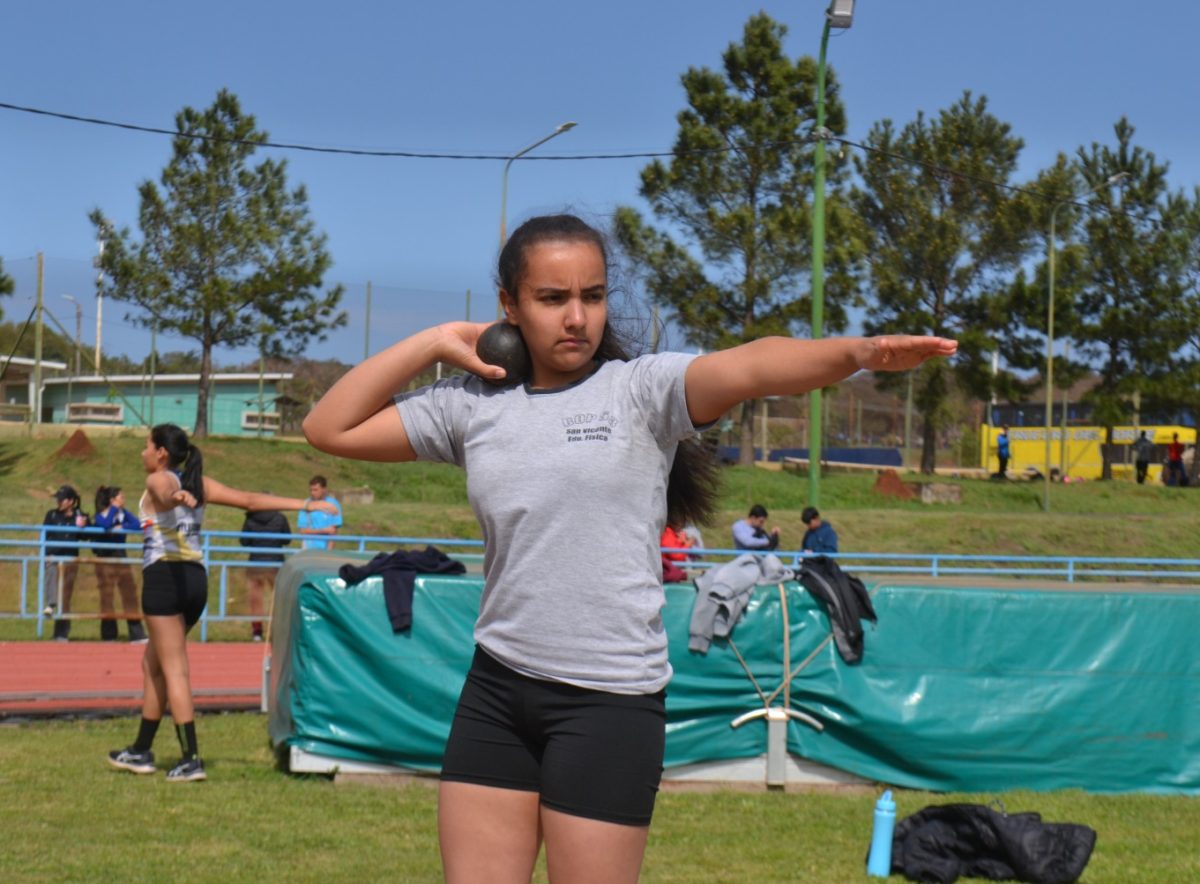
[37,372,293,437]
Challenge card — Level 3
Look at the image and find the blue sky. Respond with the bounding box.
[3,1,1198,367]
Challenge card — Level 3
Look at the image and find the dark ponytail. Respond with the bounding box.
[499,214,721,528]
[150,423,206,505]
[94,485,113,514]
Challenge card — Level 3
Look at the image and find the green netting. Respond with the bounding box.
[269,552,1200,793]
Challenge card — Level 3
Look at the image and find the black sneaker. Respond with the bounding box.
[128,622,148,644]
[166,757,207,782]
[108,747,156,774]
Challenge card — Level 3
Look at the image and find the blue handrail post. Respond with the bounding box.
[35,525,47,639]
[199,532,211,642]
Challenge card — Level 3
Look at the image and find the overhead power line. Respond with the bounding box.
[0,99,1167,221]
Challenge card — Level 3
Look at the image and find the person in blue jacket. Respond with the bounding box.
[996,426,1011,479]
[801,506,839,555]
[94,486,147,643]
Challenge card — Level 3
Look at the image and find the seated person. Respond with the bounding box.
[731,504,780,551]
[801,506,838,555]
[660,522,692,583]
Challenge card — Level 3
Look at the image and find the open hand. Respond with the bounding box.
[856,336,957,373]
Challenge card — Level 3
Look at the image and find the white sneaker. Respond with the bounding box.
[43,603,56,617]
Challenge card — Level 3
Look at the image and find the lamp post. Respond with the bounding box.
[61,294,82,413]
[809,0,855,508]
[1043,171,1128,512]
[498,123,577,315]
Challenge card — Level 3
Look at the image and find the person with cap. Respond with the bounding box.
[41,485,91,641]
[800,506,839,555]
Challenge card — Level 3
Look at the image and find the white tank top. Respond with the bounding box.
[139,472,204,566]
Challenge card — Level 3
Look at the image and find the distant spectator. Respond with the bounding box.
[1132,431,1155,485]
[297,475,342,549]
[42,485,90,641]
[995,426,1011,479]
[732,504,780,551]
[1165,433,1187,487]
[94,486,147,643]
[801,506,839,555]
[239,506,292,641]
[660,522,692,583]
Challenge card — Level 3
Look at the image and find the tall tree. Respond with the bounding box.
[850,92,1044,473]
[1172,188,1200,444]
[615,12,857,465]
[90,89,346,437]
[1068,118,1192,478]
[0,258,13,321]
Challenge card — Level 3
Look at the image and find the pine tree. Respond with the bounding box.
[850,92,1042,473]
[615,13,857,465]
[90,89,346,437]
[1070,118,1192,478]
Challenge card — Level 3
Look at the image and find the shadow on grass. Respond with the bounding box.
[0,442,24,478]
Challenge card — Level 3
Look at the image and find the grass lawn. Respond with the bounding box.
[0,713,1196,883]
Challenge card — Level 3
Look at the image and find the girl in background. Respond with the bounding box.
[107,423,337,782]
[93,485,146,643]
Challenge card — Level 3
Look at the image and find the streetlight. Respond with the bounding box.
[61,294,82,413]
[809,0,855,508]
[1043,170,1128,511]
[497,122,577,314]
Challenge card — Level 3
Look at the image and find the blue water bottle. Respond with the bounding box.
[866,789,896,877]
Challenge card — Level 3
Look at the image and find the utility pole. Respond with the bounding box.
[364,281,372,360]
[33,253,44,430]
[94,236,104,375]
[148,321,157,428]
[62,294,82,414]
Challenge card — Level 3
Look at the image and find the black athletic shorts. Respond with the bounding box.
[440,646,667,827]
[141,560,208,627]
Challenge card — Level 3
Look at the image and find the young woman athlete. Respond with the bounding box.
[303,214,956,882]
[106,423,337,782]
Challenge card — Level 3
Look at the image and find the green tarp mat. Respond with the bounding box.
[269,552,1200,793]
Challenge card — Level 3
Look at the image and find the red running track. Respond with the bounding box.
[0,641,266,716]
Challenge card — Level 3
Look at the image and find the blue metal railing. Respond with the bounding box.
[3,524,1198,640]
[0,524,485,639]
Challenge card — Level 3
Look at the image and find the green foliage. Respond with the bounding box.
[851,92,1045,473]
[90,89,347,437]
[614,12,858,465]
[1069,119,1194,470]
[0,319,74,363]
[0,256,12,319]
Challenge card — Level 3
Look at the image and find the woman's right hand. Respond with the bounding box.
[434,322,510,382]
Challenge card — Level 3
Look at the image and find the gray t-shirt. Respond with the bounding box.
[395,352,699,694]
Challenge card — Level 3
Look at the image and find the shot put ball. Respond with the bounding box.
[476,322,531,386]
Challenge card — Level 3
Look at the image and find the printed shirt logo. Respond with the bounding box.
[561,411,620,443]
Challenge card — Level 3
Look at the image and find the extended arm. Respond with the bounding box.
[685,336,957,425]
[303,322,503,462]
[201,478,339,515]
